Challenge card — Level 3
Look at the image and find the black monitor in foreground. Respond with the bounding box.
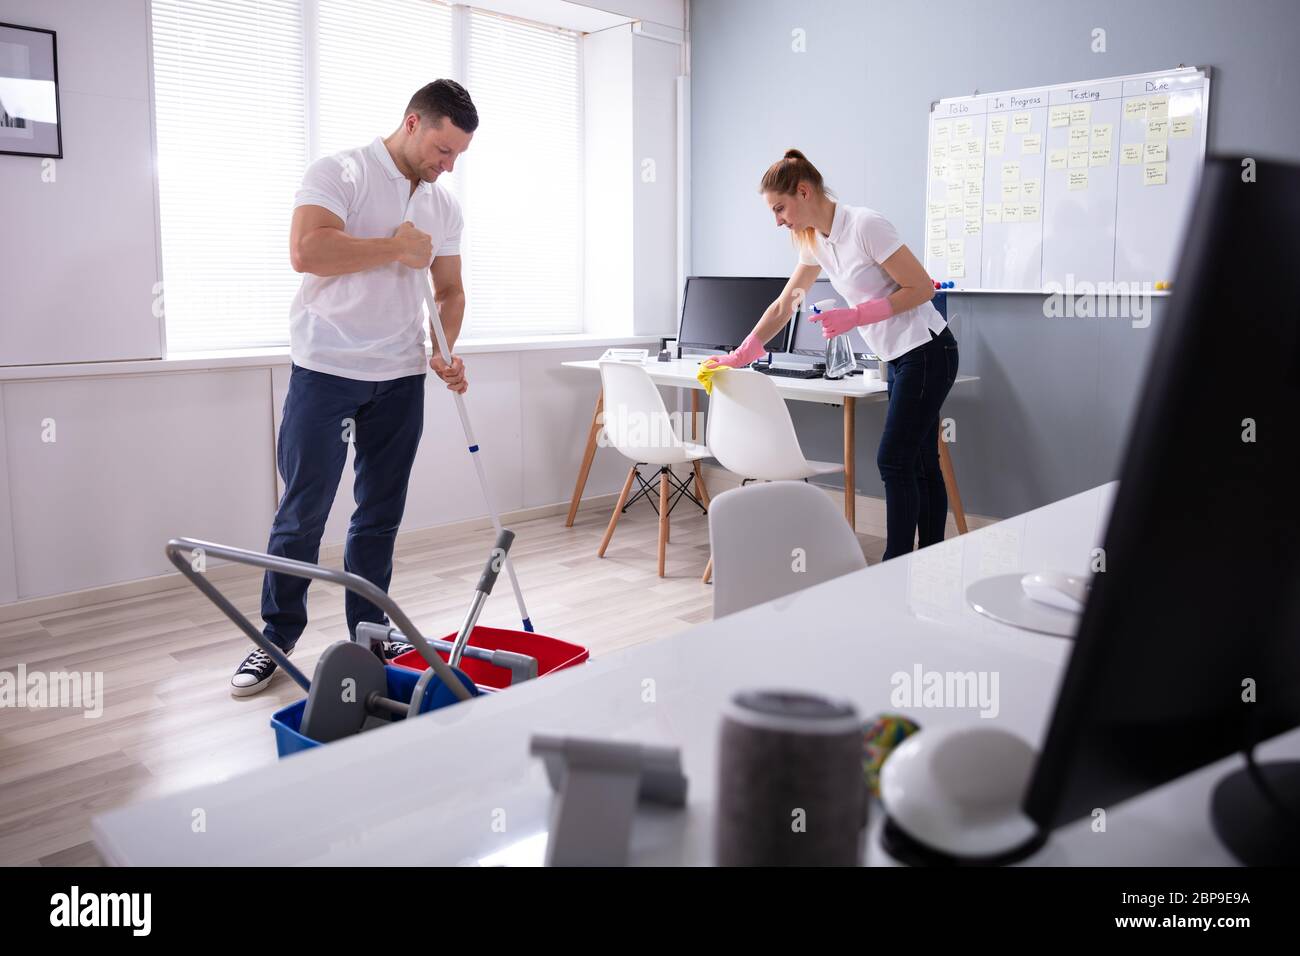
[677,276,791,355]
[1023,156,1300,865]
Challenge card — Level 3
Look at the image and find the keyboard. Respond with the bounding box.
[756,366,824,380]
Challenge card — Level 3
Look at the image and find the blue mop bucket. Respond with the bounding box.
[270,664,479,758]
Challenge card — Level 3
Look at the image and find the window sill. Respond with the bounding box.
[0,334,661,383]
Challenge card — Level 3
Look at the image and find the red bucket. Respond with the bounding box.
[390,625,588,691]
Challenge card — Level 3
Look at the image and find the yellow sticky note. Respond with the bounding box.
[955,119,973,138]
[1147,118,1169,141]
[1048,148,1068,170]
[1120,144,1143,165]
[1170,118,1193,138]
[1068,170,1089,191]
[947,239,964,258]
[1049,106,1071,127]
[929,240,946,259]
[949,141,964,156]
[947,200,964,218]
[1001,161,1020,183]
[1144,141,1168,164]
[945,169,962,187]
[935,120,951,139]
[949,257,966,278]
[932,161,949,179]
[929,219,946,239]
[1090,146,1112,167]
[989,116,1008,136]
[1144,163,1167,186]
[984,203,1002,222]
[1068,147,1089,168]
[928,202,944,220]
[965,217,981,236]
[1021,178,1041,200]
[966,138,983,156]
[1021,133,1042,154]
[1069,104,1091,125]
[964,199,982,217]
[1002,204,1021,223]
[1012,112,1032,134]
[1124,98,1148,118]
[1069,126,1090,146]
[964,179,983,198]
[1147,95,1169,121]
[1091,123,1113,147]
[987,134,1005,155]
[1021,201,1041,222]
[1001,182,1021,202]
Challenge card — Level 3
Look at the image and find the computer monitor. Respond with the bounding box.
[788,278,885,362]
[1022,156,1300,865]
[677,276,791,355]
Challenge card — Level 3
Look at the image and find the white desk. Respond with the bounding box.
[92,481,1296,865]
[560,358,979,531]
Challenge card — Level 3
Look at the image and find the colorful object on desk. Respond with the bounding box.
[861,712,922,797]
[697,360,726,395]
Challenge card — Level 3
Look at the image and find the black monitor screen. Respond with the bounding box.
[789,278,840,356]
[678,277,791,354]
[1023,156,1300,833]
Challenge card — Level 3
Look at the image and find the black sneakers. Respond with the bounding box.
[380,640,415,661]
[230,645,294,698]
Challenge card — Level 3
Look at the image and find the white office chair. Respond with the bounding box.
[709,481,867,619]
[596,361,712,577]
[702,368,845,581]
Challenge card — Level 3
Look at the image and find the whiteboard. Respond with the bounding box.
[923,67,1211,293]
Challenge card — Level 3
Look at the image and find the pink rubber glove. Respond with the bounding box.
[813,298,893,339]
[704,332,766,369]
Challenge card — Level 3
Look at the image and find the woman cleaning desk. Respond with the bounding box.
[705,149,960,559]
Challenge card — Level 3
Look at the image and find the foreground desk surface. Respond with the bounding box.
[93,482,1295,865]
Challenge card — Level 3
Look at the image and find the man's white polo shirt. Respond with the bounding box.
[289,136,463,382]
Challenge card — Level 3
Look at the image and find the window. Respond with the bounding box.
[461,10,582,337]
[151,0,306,352]
[151,0,583,352]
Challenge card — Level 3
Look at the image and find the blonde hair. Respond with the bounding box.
[759,148,833,254]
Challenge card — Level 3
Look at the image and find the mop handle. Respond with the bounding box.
[402,190,533,631]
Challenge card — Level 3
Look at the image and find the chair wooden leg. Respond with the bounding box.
[598,465,639,558]
[692,459,711,508]
[702,555,713,584]
[658,469,670,577]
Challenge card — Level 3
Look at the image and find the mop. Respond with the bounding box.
[404,190,534,631]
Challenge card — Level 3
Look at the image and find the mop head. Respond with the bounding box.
[697,361,726,395]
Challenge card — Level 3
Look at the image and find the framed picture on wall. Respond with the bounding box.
[0,21,62,158]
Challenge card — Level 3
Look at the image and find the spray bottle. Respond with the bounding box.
[812,298,857,380]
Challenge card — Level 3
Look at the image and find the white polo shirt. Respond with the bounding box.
[288,136,463,381]
[798,203,945,362]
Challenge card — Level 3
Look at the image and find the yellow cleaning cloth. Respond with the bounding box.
[697,361,725,395]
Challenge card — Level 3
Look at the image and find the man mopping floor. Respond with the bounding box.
[232,80,478,696]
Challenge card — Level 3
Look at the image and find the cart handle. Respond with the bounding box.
[163,537,472,702]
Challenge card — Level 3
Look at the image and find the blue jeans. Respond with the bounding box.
[261,364,425,650]
[880,326,959,560]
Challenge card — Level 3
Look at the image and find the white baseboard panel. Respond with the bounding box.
[0,492,622,625]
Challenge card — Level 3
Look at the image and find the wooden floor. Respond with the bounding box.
[0,498,887,866]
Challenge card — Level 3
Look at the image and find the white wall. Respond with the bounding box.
[631,31,680,338]
[1,346,630,605]
[0,0,162,366]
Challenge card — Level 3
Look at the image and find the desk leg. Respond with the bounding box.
[937,436,969,535]
[843,397,856,529]
[565,391,604,528]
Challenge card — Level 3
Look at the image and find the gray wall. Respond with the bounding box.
[689,0,1300,518]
